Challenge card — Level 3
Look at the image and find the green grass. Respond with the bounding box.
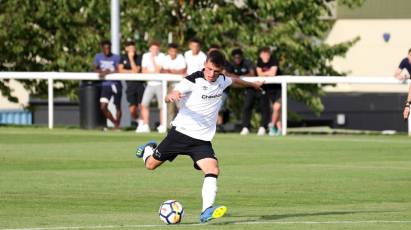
[0,127,411,230]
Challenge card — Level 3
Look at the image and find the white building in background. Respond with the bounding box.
[324,0,411,93]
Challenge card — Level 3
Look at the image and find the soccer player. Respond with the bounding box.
[135,50,263,223]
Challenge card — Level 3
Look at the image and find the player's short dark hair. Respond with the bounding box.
[408,48,411,54]
[189,37,201,45]
[100,40,111,47]
[231,48,243,57]
[259,46,271,54]
[206,50,226,68]
[149,41,161,47]
[168,43,179,49]
[125,41,135,47]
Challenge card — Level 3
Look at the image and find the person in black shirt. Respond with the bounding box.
[395,48,411,80]
[225,49,265,136]
[256,47,282,136]
[118,41,144,129]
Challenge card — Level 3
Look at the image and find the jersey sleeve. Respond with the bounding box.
[174,78,194,94]
[222,76,233,89]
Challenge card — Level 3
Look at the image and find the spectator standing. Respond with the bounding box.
[185,38,207,75]
[137,41,166,133]
[229,49,268,136]
[162,43,187,124]
[395,48,411,80]
[256,47,282,136]
[118,41,144,131]
[162,43,187,75]
[93,40,121,129]
[396,49,411,120]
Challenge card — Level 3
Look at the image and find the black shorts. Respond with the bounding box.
[100,83,122,107]
[153,127,216,170]
[126,81,145,106]
[266,88,282,103]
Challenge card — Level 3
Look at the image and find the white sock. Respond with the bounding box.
[202,175,218,212]
[142,146,154,163]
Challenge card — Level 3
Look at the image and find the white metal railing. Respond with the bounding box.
[0,72,410,135]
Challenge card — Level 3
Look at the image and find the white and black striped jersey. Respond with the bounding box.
[171,70,232,141]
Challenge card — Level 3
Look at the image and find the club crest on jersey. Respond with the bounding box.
[202,86,208,90]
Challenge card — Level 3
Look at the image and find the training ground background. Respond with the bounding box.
[0,127,410,230]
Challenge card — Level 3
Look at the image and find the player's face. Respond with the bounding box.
[260,51,271,63]
[204,61,223,82]
[168,48,178,59]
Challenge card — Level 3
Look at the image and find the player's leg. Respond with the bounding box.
[196,158,227,223]
[136,127,180,170]
[136,141,164,170]
[197,158,219,209]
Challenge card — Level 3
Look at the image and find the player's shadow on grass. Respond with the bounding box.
[210,210,396,225]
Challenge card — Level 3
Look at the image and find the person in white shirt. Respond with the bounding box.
[184,38,207,75]
[135,50,263,223]
[162,43,186,75]
[137,41,166,133]
[162,43,187,123]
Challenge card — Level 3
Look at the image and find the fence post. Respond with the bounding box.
[162,80,168,128]
[281,82,287,136]
[48,77,54,129]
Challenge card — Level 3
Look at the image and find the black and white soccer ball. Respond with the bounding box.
[158,200,184,224]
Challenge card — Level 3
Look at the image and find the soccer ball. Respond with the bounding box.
[158,200,184,224]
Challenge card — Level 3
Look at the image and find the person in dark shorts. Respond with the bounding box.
[135,50,263,223]
[256,47,282,136]
[93,40,121,129]
[118,41,144,130]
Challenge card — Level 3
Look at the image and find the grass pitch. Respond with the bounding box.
[0,127,411,230]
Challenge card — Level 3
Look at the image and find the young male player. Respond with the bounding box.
[135,50,263,223]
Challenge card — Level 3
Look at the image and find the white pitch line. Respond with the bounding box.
[2,220,411,230]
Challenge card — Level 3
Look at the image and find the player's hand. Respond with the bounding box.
[403,106,410,120]
[165,91,183,103]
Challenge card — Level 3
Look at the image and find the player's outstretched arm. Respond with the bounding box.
[165,90,183,103]
[230,77,263,91]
